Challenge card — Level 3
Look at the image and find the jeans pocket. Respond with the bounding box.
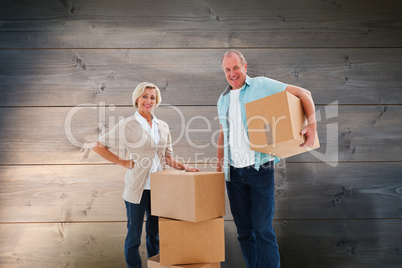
[261,160,274,170]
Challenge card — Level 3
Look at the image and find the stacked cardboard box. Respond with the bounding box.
[149,170,225,267]
[245,90,320,158]
[148,255,220,268]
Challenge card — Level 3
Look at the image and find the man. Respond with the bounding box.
[216,50,317,268]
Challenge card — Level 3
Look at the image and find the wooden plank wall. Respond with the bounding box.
[1,0,401,267]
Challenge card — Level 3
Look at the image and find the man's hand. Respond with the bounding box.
[300,122,317,148]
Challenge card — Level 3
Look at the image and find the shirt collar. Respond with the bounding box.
[135,111,159,125]
[222,75,251,96]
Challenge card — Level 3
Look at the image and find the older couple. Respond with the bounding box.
[93,50,317,268]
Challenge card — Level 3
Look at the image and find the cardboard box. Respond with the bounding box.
[159,217,225,266]
[150,170,225,222]
[245,90,320,158]
[148,255,220,268]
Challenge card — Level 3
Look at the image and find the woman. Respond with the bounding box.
[93,82,199,268]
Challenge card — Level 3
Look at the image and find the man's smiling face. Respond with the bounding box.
[222,53,247,90]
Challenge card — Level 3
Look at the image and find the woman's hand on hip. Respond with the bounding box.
[121,159,135,169]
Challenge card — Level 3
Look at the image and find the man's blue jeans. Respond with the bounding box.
[124,190,159,268]
[226,161,280,268]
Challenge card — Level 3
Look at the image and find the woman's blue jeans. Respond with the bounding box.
[124,190,159,268]
[226,161,280,268]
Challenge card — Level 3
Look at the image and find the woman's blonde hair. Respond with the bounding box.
[132,82,162,109]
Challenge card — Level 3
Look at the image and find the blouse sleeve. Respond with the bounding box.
[98,118,127,159]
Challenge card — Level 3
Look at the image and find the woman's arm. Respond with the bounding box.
[92,141,134,169]
[165,155,200,172]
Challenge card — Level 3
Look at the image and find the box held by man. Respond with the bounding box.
[245,90,320,158]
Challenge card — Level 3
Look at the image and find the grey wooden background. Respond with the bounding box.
[0,0,401,267]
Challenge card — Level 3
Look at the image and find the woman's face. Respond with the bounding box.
[136,87,157,114]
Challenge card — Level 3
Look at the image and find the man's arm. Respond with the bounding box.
[285,85,317,147]
[216,125,224,172]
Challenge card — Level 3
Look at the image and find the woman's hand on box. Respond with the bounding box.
[184,165,201,172]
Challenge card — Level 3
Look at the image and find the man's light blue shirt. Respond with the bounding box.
[217,75,287,181]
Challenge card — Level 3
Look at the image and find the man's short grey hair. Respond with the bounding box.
[221,50,247,67]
